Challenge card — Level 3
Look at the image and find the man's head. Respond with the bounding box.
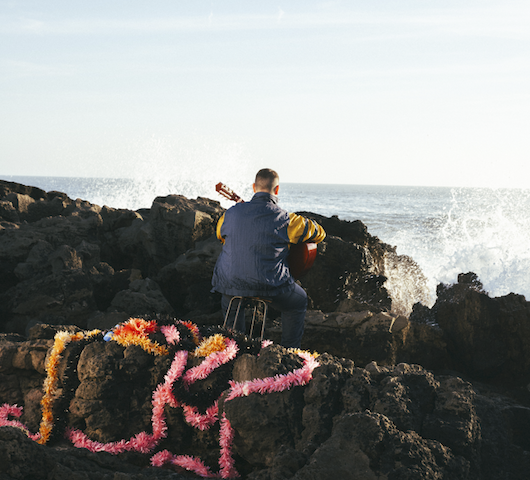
[254,168,280,195]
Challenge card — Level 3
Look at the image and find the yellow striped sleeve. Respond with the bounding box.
[216,213,226,244]
[287,213,326,244]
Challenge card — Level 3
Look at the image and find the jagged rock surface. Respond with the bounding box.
[1,180,530,479]
[0,179,427,336]
[1,329,530,479]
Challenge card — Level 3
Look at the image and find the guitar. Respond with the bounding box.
[215,182,317,279]
[215,182,244,203]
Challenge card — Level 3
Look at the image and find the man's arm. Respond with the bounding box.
[287,213,326,244]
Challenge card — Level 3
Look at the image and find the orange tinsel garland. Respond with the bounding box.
[38,329,100,444]
[193,334,228,358]
[113,318,158,337]
[111,318,169,356]
[112,331,169,356]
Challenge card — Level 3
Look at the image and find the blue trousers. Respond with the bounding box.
[221,283,308,349]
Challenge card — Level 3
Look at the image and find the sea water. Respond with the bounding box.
[4,175,530,313]
[280,183,530,312]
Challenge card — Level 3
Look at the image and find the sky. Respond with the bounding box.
[1,0,529,188]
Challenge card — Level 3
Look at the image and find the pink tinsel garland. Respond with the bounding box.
[182,401,219,431]
[161,324,180,345]
[218,413,238,479]
[151,450,216,478]
[64,340,240,450]
[150,413,238,479]
[225,352,319,401]
[183,338,238,386]
[65,349,190,454]
[0,403,40,441]
[2,319,320,480]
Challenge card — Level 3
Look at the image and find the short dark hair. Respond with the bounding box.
[255,168,279,192]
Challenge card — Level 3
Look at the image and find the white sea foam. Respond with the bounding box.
[385,187,530,307]
[279,183,530,310]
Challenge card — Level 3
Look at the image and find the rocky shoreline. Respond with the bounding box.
[1,179,529,479]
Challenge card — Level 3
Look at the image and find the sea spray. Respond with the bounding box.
[109,135,256,210]
[437,187,530,299]
[384,187,530,307]
[280,183,530,309]
[383,251,430,316]
[11,135,258,211]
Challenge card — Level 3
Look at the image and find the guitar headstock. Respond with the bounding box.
[215,182,244,203]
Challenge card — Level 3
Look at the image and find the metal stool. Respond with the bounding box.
[222,296,269,341]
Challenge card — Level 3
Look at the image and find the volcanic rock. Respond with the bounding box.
[0,179,428,334]
[409,273,530,388]
[2,327,529,479]
[2,179,530,479]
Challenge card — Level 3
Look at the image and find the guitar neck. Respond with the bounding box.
[215,182,244,203]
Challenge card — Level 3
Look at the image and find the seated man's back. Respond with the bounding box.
[212,168,326,348]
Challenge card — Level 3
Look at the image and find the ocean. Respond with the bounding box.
[4,175,530,313]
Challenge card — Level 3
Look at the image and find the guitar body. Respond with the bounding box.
[216,182,318,279]
[288,242,317,279]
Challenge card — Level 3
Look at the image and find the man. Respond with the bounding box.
[212,168,326,348]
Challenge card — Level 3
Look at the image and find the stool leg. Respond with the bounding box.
[260,301,268,341]
[249,303,257,339]
[223,296,243,331]
[223,297,267,340]
[233,299,243,331]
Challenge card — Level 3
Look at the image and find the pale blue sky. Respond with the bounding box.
[1,0,529,188]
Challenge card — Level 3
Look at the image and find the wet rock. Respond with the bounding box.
[142,194,224,274]
[0,180,47,201]
[302,235,392,312]
[49,244,84,274]
[409,273,530,386]
[266,309,412,368]
[86,311,130,331]
[5,193,36,219]
[156,236,223,318]
[13,239,54,280]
